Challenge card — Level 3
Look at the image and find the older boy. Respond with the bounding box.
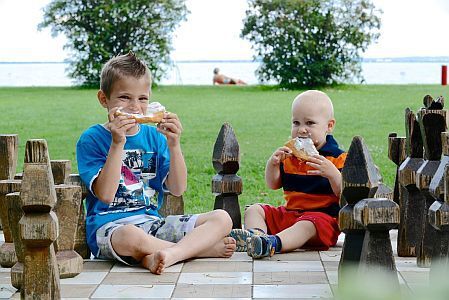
[77,52,235,274]
[230,90,346,258]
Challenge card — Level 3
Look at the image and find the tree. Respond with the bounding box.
[241,0,381,88]
[39,0,188,86]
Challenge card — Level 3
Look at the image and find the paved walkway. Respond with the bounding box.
[0,230,430,299]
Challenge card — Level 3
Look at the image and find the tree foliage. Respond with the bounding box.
[39,0,188,86]
[241,0,382,88]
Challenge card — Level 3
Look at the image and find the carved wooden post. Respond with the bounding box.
[7,192,24,290]
[0,134,20,267]
[19,139,60,299]
[51,160,71,185]
[398,108,425,257]
[0,134,19,180]
[388,132,407,204]
[67,174,90,259]
[159,192,184,217]
[212,123,242,229]
[416,96,447,267]
[354,198,399,285]
[54,185,83,278]
[338,136,380,278]
[428,133,449,278]
[0,180,21,267]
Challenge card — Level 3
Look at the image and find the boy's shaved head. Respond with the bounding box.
[292,90,334,120]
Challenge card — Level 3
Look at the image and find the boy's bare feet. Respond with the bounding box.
[202,237,236,258]
[141,251,166,275]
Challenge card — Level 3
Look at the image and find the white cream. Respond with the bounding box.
[294,137,319,156]
[146,102,165,115]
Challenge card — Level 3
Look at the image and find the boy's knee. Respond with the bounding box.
[213,209,233,230]
[245,204,264,218]
[112,224,143,245]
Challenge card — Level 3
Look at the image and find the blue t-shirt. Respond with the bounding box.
[76,124,170,256]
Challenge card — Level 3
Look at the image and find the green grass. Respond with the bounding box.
[1,85,447,214]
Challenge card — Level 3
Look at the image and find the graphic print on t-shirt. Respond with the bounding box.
[110,149,158,212]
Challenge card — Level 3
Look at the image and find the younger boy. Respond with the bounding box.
[77,52,235,274]
[230,90,346,258]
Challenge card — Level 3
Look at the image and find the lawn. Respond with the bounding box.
[1,85,447,214]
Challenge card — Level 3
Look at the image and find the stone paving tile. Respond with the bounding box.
[399,271,430,284]
[60,284,98,298]
[172,284,251,298]
[90,284,174,298]
[82,260,114,272]
[61,271,108,285]
[322,261,338,271]
[259,251,321,261]
[253,284,333,298]
[192,252,252,262]
[254,260,323,272]
[110,262,183,273]
[102,272,179,285]
[254,271,328,284]
[319,250,341,262]
[182,261,252,272]
[178,272,252,285]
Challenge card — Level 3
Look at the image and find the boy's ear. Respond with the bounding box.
[97,90,108,108]
[327,118,336,133]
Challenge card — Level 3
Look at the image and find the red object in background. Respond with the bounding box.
[442,65,447,86]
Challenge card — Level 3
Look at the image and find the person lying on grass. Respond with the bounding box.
[77,51,236,275]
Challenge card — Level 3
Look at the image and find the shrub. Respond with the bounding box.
[241,0,382,88]
[39,0,188,86]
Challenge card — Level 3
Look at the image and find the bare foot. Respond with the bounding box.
[142,251,166,275]
[201,237,236,258]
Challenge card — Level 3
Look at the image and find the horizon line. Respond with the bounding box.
[2,56,449,64]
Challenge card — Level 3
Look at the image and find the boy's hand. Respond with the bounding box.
[157,112,183,147]
[268,146,292,166]
[306,155,340,179]
[107,107,136,145]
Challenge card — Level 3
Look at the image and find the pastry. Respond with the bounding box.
[284,137,319,161]
[115,102,165,123]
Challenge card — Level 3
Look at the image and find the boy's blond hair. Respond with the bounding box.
[100,51,152,98]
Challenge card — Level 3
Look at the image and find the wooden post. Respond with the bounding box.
[0,180,21,267]
[19,139,60,299]
[338,136,381,278]
[0,134,19,231]
[416,96,447,267]
[0,134,19,180]
[397,108,425,257]
[159,192,184,217]
[6,192,24,290]
[51,160,71,185]
[212,123,242,229]
[428,133,449,278]
[388,132,407,204]
[67,174,90,259]
[353,197,399,285]
[54,185,83,278]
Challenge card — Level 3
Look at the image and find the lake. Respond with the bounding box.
[0,61,448,86]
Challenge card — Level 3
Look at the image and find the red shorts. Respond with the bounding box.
[260,204,340,250]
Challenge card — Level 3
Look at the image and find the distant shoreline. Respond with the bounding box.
[2,57,449,64]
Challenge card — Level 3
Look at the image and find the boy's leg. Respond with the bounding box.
[141,209,235,274]
[247,221,316,258]
[229,204,268,251]
[111,224,175,261]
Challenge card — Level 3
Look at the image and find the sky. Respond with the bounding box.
[1,0,449,62]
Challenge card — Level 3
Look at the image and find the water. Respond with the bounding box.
[0,61,448,86]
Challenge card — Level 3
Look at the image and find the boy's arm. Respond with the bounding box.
[93,109,136,204]
[306,156,342,197]
[265,146,292,190]
[158,112,187,196]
